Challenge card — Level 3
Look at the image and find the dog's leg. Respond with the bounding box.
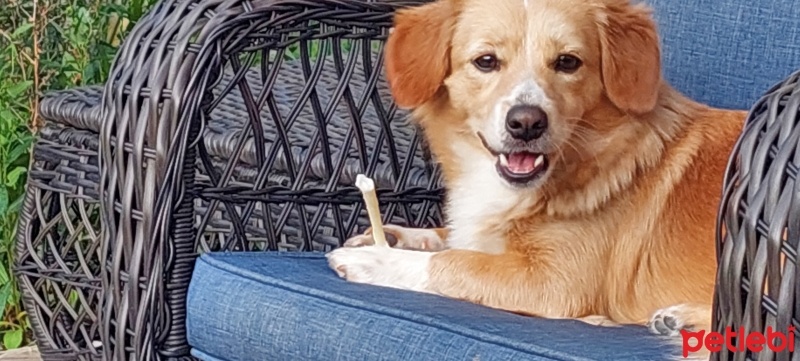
[424,249,578,315]
[647,303,712,336]
[326,247,576,317]
[343,225,448,251]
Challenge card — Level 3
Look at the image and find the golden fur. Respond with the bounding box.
[329,0,747,352]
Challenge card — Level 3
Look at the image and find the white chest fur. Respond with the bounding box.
[444,143,533,254]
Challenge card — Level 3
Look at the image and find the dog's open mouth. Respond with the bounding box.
[497,152,548,182]
[478,133,550,185]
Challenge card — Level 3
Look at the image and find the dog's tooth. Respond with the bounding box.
[499,154,509,167]
[534,155,544,167]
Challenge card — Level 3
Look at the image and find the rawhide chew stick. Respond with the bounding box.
[355,174,388,247]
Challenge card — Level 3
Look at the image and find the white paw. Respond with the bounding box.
[648,305,690,336]
[342,234,379,248]
[389,226,446,250]
[344,225,445,251]
[326,245,434,293]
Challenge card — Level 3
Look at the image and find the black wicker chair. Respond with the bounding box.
[713,70,800,361]
[12,0,800,360]
[17,1,443,359]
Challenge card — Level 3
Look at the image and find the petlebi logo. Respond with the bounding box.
[681,326,796,357]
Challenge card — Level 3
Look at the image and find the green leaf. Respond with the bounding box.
[5,81,32,98]
[0,267,9,285]
[6,167,25,187]
[62,52,76,65]
[11,23,33,38]
[0,110,13,122]
[6,141,30,165]
[0,286,8,323]
[0,284,10,319]
[4,328,23,350]
[7,195,24,214]
[0,186,7,216]
[68,290,79,308]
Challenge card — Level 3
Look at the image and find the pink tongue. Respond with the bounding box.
[507,152,537,174]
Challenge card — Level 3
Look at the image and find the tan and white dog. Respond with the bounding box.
[326,0,746,352]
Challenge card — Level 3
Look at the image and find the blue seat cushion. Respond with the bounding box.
[187,252,685,361]
[645,0,800,110]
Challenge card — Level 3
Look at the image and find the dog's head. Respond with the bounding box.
[385,0,661,189]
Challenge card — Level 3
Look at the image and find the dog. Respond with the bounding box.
[327,0,746,356]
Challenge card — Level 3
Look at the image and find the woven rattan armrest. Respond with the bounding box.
[98,0,441,359]
[713,69,800,361]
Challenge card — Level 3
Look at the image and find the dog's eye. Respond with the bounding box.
[554,54,582,73]
[473,54,499,72]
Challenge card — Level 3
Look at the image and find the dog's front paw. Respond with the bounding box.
[342,233,381,248]
[326,246,385,283]
[326,246,433,293]
[343,225,445,251]
[647,303,710,336]
[648,309,686,336]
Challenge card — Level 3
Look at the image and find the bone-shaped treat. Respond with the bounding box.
[355,174,389,247]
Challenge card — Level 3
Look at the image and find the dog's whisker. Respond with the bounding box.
[555,118,605,165]
[551,128,600,165]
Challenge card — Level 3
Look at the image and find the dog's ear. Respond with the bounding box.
[597,2,661,114]
[385,1,458,108]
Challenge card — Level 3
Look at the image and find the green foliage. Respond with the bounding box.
[0,0,155,350]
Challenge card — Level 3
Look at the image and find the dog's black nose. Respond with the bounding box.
[505,105,548,141]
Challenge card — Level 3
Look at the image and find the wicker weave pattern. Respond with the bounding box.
[714,70,800,361]
[16,123,103,360]
[18,57,442,361]
[97,0,438,360]
[27,1,800,360]
[38,87,104,133]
